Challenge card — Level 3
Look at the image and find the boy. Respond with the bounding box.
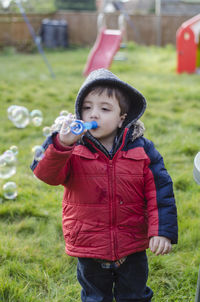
[31,68,178,302]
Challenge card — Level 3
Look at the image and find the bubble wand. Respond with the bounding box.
[70,120,98,135]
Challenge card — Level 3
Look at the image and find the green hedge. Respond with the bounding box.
[55,0,96,11]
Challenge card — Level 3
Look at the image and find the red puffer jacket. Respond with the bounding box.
[32,127,178,261]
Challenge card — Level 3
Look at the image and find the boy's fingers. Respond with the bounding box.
[162,241,172,255]
[150,237,159,253]
[155,239,165,255]
[149,237,153,251]
[60,121,70,135]
[150,237,172,255]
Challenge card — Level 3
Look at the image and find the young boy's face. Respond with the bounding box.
[81,90,126,149]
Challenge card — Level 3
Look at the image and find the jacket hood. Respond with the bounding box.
[75,68,147,128]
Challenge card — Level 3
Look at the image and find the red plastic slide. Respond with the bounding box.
[83,28,122,77]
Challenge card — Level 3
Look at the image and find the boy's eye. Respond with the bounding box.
[102,107,110,111]
[82,106,91,110]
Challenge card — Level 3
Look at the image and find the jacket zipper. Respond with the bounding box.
[109,129,128,260]
[108,160,117,260]
[85,128,129,260]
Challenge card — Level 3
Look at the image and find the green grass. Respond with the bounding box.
[0,43,200,301]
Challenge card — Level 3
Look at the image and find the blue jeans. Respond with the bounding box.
[77,251,153,302]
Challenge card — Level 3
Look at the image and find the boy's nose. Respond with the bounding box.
[90,109,99,119]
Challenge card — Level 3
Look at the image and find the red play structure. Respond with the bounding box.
[83,0,127,77]
[176,14,200,74]
[83,28,122,77]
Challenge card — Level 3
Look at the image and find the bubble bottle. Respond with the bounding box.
[70,120,98,135]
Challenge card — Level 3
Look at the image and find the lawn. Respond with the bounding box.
[0,43,200,302]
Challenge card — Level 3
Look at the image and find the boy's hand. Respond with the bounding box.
[59,117,86,147]
[149,236,172,256]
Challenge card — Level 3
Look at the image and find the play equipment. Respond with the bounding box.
[83,0,127,76]
[15,0,55,78]
[83,28,122,77]
[176,14,200,74]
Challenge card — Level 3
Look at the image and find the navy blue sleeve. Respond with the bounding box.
[144,138,178,244]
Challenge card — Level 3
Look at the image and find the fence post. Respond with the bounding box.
[155,0,161,46]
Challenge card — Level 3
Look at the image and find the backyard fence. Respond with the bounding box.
[0,11,193,50]
[0,13,53,50]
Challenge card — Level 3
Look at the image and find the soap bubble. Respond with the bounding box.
[50,112,75,134]
[9,145,18,156]
[51,116,67,132]
[42,126,51,137]
[32,145,45,161]
[0,157,6,168]
[30,109,43,127]
[67,113,76,121]
[7,105,18,121]
[0,150,17,179]
[4,150,16,162]
[32,117,43,127]
[3,181,17,200]
[60,110,69,116]
[55,115,68,125]
[13,106,30,128]
[8,105,30,128]
[50,123,58,133]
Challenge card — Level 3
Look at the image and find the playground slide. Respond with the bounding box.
[83,28,122,77]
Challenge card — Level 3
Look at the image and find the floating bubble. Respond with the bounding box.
[30,109,43,127]
[7,105,18,121]
[13,106,30,127]
[3,181,17,200]
[8,105,30,128]
[4,150,16,162]
[9,145,18,156]
[53,114,75,132]
[0,150,17,179]
[0,157,6,168]
[54,115,68,124]
[52,116,67,132]
[30,109,43,118]
[50,123,59,133]
[32,116,43,127]
[60,110,69,116]
[42,126,51,137]
[32,145,45,161]
[68,113,76,120]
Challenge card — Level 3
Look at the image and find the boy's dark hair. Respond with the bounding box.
[87,85,130,115]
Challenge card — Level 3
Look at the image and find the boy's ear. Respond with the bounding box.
[118,113,127,128]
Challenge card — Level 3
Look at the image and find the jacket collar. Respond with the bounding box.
[79,120,145,158]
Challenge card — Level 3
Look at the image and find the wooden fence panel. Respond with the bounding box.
[0,11,193,48]
[0,13,53,47]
